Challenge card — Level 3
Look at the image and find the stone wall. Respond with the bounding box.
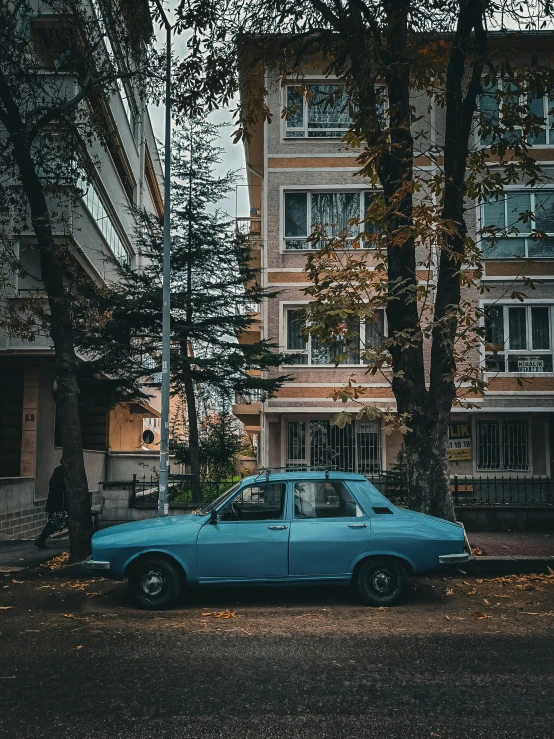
[456,506,554,532]
[0,478,47,540]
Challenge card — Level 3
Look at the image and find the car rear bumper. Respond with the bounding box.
[438,552,471,564]
[85,556,111,573]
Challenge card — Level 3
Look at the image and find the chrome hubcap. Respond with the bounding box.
[140,568,165,597]
[371,569,396,595]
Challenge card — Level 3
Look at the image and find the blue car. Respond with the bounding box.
[86,471,470,609]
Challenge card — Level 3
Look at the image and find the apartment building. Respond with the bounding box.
[235,35,554,480]
[0,3,164,538]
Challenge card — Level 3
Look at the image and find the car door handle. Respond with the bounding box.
[348,523,367,529]
[267,525,288,530]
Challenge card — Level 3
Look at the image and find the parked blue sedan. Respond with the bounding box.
[86,471,470,609]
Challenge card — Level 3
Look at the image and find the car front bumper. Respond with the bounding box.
[85,556,111,573]
[438,552,471,564]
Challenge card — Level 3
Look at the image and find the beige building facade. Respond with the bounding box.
[235,43,554,481]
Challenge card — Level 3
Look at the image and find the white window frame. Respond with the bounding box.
[280,185,378,253]
[481,299,554,377]
[475,416,532,473]
[282,81,351,139]
[280,301,385,368]
[281,80,386,140]
[283,417,382,474]
[477,77,554,149]
[479,186,554,260]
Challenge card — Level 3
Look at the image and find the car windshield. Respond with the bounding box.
[198,483,241,515]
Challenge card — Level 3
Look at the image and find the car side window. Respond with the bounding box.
[294,481,363,519]
[218,483,286,522]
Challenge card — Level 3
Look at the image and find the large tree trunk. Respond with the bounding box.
[8,132,94,560]
[403,405,456,521]
[343,1,485,521]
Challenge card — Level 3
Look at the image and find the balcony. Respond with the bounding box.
[236,302,261,345]
[236,215,262,287]
[232,391,262,433]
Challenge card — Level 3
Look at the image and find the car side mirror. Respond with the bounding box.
[209,509,218,525]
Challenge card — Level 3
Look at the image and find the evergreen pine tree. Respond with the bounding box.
[79,119,286,502]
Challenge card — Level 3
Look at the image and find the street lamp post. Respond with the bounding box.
[153,0,171,517]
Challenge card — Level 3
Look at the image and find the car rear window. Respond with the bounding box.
[293,480,363,519]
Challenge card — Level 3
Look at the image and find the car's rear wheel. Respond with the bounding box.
[128,557,181,610]
[355,558,407,607]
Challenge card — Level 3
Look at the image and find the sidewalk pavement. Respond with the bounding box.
[469,531,554,557]
[0,538,69,573]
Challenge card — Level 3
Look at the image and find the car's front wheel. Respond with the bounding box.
[128,556,182,610]
[355,558,407,607]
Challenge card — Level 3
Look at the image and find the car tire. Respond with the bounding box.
[355,558,407,607]
[128,557,182,610]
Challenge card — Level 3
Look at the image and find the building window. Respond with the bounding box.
[484,304,553,373]
[478,79,554,147]
[79,178,131,265]
[284,84,385,139]
[16,244,43,295]
[286,419,381,473]
[481,190,554,259]
[284,190,378,250]
[285,84,352,138]
[284,307,384,366]
[476,419,529,471]
[120,82,139,141]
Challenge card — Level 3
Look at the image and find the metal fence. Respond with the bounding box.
[366,473,554,507]
[127,471,554,510]
[130,474,239,509]
[449,474,554,506]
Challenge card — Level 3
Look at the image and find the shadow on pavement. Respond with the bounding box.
[88,575,444,612]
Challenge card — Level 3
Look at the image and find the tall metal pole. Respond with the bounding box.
[154,0,171,517]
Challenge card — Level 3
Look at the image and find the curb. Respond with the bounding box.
[461,555,554,576]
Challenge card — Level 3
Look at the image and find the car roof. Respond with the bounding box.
[241,471,369,484]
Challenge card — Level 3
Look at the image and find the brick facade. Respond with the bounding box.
[0,499,47,540]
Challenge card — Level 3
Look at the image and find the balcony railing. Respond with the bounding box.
[235,389,264,404]
[236,217,262,238]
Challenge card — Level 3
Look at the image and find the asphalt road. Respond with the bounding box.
[1,572,553,739]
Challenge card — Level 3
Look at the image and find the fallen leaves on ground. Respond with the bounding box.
[471,547,485,556]
[62,613,76,619]
[0,606,13,610]
[444,615,450,621]
[492,573,554,590]
[473,612,492,620]
[40,552,70,570]
[11,580,23,584]
[200,610,236,619]
[445,588,454,596]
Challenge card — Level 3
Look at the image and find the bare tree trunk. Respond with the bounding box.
[7,130,94,560]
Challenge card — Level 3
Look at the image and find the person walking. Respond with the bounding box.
[34,461,69,549]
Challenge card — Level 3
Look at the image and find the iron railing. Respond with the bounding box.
[130,474,239,509]
[449,474,554,506]
[366,473,554,507]
[126,471,554,510]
